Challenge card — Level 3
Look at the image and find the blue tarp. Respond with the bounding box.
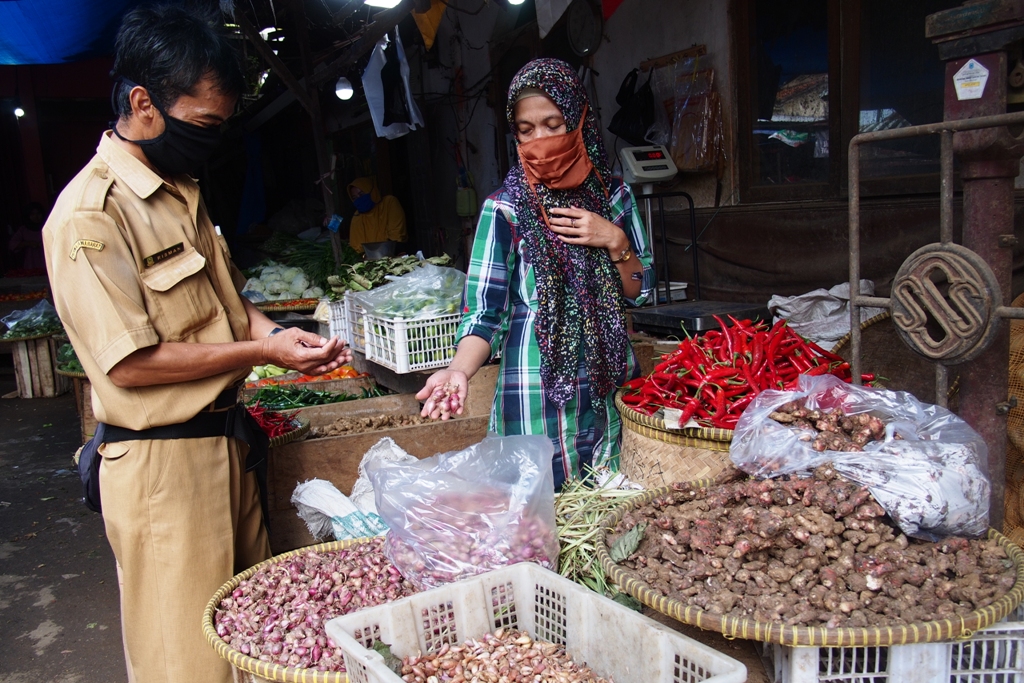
[0,0,142,65]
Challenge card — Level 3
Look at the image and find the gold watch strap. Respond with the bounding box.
[611,247,632,263]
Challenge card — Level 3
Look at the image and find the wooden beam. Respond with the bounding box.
[331,0,365,26]
[236,13,315,114]
[311,0,416,88]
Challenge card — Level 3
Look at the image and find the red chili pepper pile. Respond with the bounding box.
[247,404,300,438]
[620,316,857,429]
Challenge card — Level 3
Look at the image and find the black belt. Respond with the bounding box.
[100,386,271,527]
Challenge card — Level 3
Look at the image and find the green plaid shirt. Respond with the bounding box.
[457,178,654,487]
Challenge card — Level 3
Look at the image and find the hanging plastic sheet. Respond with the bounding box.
[361,30,424,140]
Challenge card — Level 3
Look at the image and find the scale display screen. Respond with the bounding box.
[632,149,666,161]
[620,145,676,184]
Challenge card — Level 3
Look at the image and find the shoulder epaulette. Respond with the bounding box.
[76,165,115,213]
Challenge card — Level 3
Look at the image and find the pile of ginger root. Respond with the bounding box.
[609,466,1017,629]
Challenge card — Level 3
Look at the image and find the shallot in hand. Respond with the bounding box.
[424,381,461,419]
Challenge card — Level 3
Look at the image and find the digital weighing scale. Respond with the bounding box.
[620,144,771,335]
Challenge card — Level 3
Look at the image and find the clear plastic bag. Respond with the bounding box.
[366,434,559,589]
[1,299,63,339]
[352,263,465,320]
[668,59,724,173]
[729,374,990,540]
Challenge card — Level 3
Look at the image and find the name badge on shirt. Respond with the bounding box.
[143,242,185,269]
[69,239,105,260]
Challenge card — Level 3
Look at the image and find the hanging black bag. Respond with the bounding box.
[609,68,655,146]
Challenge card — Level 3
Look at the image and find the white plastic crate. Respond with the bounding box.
[325,562,747,683]
[758,606,1024,683]
[362,312,460,374]
[327,298,347,342]
[344,291,367,353]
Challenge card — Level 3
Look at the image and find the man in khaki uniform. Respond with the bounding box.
[42,7,351,682]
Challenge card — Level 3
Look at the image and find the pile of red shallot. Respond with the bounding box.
[214,538,417,671]
[384,491,558,589]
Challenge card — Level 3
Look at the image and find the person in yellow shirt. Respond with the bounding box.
[347,176,407,254]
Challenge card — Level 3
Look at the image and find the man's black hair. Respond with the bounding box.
[111,4,243,118]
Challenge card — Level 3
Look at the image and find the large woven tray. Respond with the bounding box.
[203,538,374,683]
[597,482,1024,647]
[615,390,733,448]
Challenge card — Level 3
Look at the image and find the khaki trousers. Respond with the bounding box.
[99,435,271,683]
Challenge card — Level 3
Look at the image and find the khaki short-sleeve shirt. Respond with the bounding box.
[43,131,252,430]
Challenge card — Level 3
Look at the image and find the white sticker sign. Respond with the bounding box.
[954,59,989,100]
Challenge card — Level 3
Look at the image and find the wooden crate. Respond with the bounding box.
[239,373,375,402]
[11,336,71,398]
[267,415,490,552]
[72,378,98,443]
[275,393,422,429]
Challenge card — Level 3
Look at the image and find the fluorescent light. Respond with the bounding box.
[13,107,25,118]
[335,77,354,100]
[507,0,526,4]
[364,0,402,7]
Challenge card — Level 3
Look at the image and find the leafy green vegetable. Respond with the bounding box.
[56,342,84,373]
[326,254,453,297]
[610,521,647,563]
[371,641,403,676]
[246,385,360,410]
[262,232,361,290]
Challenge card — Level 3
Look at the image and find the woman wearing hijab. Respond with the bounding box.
[347,176,408,254]
[417,59,654,488]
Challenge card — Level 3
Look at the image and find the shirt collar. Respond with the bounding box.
[97,130,164,200]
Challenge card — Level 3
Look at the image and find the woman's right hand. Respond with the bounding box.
[416,369,469,420]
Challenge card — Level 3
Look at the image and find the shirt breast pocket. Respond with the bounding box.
[140,246,223,341]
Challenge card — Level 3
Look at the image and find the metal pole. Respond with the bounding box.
[939,130,954,245]
[658,197,670,304]
[848,141,862,386]
[686,193,700,301]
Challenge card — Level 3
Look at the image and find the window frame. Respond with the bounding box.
[735,0,943,203]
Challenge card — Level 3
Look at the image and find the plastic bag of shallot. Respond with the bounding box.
[365,434,559,589]
[729,374,990,541]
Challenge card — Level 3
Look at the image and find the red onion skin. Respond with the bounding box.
[213,538,417,674]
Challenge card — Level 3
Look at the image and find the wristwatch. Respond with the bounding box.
[611,247,632,264]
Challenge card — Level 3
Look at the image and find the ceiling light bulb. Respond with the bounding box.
[364,0,402,7]
[13,107,25,118]
[335,77,354,100]
[507,0,526,5]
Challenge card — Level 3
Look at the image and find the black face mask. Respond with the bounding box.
[110,78,223,176]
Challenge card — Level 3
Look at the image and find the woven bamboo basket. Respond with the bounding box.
[828,310,892,354]
[597,482,1024,647]
[203,538,375,683]
[267,418,310,448]
[615,391,733,488]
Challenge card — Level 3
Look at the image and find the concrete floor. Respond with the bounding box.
[0,376,126,683]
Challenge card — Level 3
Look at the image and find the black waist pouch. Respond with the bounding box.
[79,393,269,524]
[78,423,106,513]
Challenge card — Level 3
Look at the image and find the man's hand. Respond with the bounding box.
[263,328,352,376]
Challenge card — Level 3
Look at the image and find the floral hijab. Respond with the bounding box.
[504,58,627,410]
